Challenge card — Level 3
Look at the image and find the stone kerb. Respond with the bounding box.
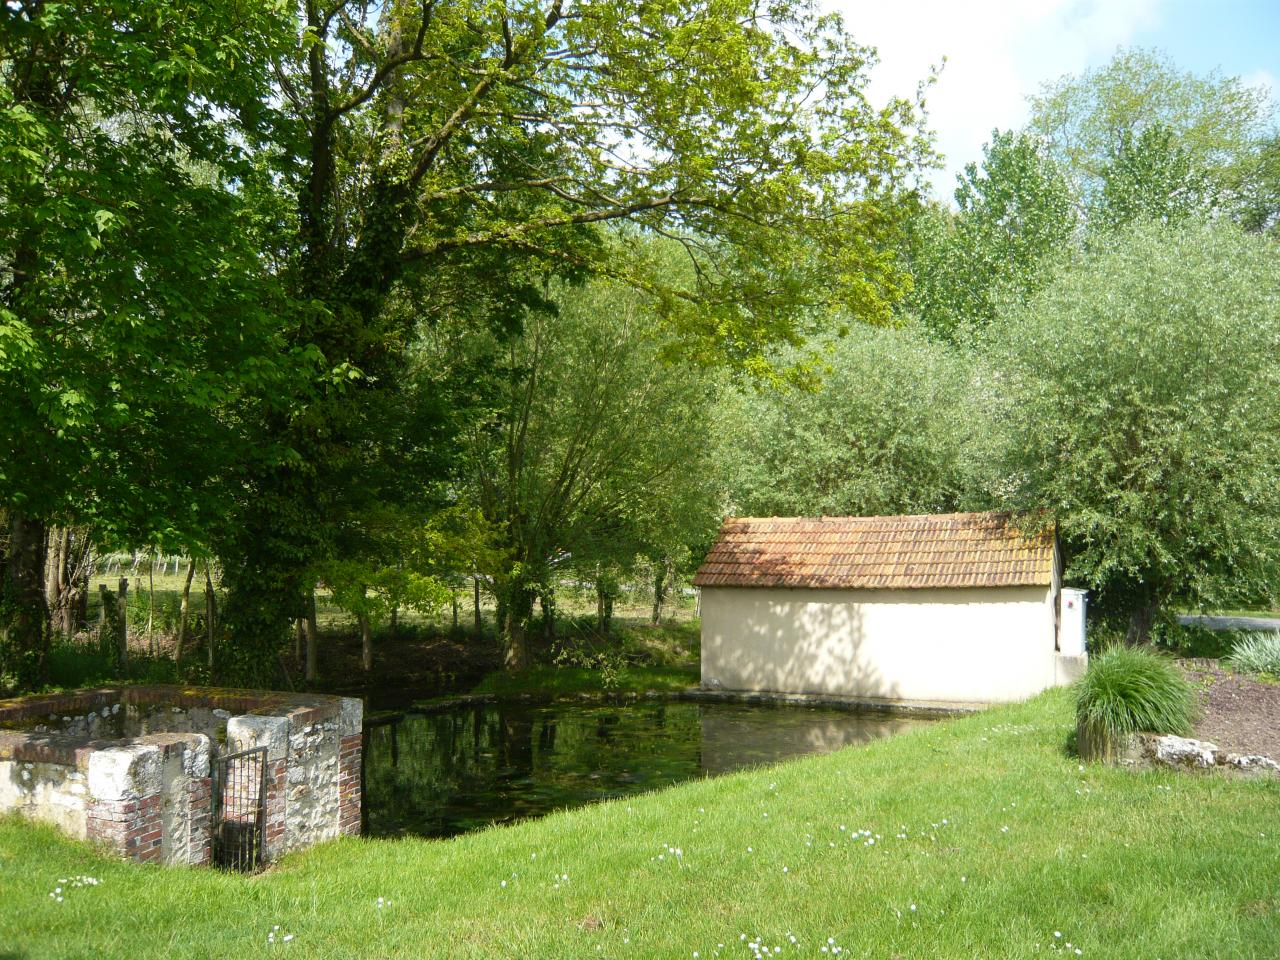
[1105,732,1280,777]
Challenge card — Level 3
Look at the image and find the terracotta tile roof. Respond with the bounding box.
[693,511,1055,590]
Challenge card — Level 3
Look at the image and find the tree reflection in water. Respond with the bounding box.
[363,701,928,838]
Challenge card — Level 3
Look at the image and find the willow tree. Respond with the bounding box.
[990,220,1280,643]
[217,0,932,678]
[426,274,721,670]
[716,325,993,518]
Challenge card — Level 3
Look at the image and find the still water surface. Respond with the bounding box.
[363,700,927,838]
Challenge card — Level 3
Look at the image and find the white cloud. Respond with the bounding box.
[826,0,1166,199]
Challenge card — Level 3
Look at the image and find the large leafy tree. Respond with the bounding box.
[218,0,931,677]
[0,1,294,686]
[1028,48,1275,216]
[1235,133,1280,237]
[716,325,992,518]
[989,220,1280,644]
[1094,123,1217,231]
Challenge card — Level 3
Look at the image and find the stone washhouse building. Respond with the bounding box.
[695,511,1087,709]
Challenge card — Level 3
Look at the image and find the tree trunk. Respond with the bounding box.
[504,611,529,672]
[596,570,605,632]
[451,590,459,632]
[174,559,196,666]
[146,551,155,656]
[44,527,67,612]
[70,570,88,635]
[204,564,216,671]
[595,570,614,634]
[1124,590,1163,646]
[294,617,305,669]
[502,584,534,672]
[473,577,482,635]
[3,514,51,687]
[651,559,667,625]
[98,584,111,637]
[304,589,319,682]
[539,586,555,641]
[44,525,88,637]
[359,592,373,673]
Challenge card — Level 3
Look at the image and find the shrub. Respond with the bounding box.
[1154,621,1234,660]
[1224,632,1280,677]
[1075,646,1197,760]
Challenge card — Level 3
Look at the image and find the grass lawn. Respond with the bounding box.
[2,688,1277,959]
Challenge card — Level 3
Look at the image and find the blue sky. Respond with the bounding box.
[1133,0,1279,84]
[827,0,1280,199]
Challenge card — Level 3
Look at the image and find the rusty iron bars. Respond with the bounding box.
[211,745,268,870]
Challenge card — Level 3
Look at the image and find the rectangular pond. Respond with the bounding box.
[363,700,930,838]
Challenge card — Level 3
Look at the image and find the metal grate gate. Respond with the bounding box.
[211,746,268,870]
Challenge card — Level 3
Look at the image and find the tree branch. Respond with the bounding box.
[403,196,680,261]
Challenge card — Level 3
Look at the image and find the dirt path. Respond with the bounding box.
[1183,664,1280,758]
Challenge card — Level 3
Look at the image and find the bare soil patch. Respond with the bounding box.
[1182,663,1280,759]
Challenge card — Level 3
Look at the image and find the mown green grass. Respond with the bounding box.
[3,688,1277,959]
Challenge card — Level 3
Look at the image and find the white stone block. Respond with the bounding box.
[227,715,290,761]
[338,698,363,738]
[86,744,163,801]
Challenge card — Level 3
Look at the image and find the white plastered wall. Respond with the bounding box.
[700,585,1063,707]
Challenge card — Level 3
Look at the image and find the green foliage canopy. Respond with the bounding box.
[1028,48,1274,206]
[218,0,935,675]
[903,131,1075,340]
[0,0,294,541]
[716,325,991,517]
[989,219,1280,639]
[0,0,297,684]
[430,271,721,667]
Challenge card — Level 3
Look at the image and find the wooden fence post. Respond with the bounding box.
[116,578,129,668]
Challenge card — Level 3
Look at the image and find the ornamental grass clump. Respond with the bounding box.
[1224,631,1280,677]
[1075,646,1197,761]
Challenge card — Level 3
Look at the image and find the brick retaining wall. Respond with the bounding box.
[0,686,361,867]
